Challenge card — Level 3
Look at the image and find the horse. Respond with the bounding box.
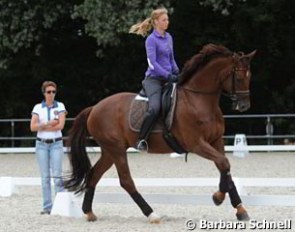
[64,43,256,223]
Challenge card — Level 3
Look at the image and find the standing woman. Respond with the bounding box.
[30,81,67,214]
[129,7,179,151]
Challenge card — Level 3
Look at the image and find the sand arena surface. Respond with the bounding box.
[0,152,295,232]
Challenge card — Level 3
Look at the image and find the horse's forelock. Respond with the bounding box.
[233,52,251,67]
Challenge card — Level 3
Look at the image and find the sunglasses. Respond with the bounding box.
[46,90,56,94]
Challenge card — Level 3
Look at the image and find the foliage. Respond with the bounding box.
[199,0,247,15]
[230,0,295,113]
[0,0,294,124]
[72,0,171,56]
[0,0,78,69]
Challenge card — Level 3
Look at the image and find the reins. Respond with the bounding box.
[178,85,220,95]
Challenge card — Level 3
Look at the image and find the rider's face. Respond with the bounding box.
[155,13,169,31]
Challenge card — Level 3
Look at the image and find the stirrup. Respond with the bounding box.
[136,139,148,151]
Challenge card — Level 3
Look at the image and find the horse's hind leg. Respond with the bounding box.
[113,148,161,223]
[82,150,114,221]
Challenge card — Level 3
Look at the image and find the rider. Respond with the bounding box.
[129,7,179,151]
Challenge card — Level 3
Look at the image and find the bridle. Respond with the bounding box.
[222,54,250,101]
[180,53,250,101]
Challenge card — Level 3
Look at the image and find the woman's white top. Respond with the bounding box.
[32,100,67,139]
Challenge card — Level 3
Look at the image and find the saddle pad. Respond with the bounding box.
[128,85,177,133]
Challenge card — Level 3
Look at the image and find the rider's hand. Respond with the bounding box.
[168,74,179,83]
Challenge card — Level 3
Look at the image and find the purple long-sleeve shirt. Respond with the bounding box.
[145,29,179,79]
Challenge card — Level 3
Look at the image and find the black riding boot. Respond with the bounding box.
[136,110,157,151]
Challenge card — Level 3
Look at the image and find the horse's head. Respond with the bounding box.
[222,50,256,112]
[179,44,256,112]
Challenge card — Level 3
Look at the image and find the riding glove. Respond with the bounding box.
[168,74,179,83]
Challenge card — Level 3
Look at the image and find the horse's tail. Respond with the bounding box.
[64,106,93,193]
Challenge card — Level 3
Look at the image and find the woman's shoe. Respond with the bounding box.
[40,210,51,215]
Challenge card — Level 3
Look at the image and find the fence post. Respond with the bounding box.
[11,121,15,147]
[266,117,274,145]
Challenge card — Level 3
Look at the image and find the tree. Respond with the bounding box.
[0,0,79,69]
[0,0,295,141]
[72,0,172,56]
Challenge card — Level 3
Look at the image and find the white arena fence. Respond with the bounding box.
[2,114,295,152]
[1,133,295,158]
[0,176,295,218]
[1,145,295,154]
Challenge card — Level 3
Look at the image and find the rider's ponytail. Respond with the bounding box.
[129,17,152,37]
[129,7,168,37]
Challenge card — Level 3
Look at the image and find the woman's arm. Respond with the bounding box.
[30,114,49,132]
[146,37,170,78]
[45,112,66,131]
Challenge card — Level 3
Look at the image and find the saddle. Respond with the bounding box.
[129,83,177,133]
[129,83,188,155]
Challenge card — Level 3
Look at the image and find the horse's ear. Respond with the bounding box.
[245,50,256,61]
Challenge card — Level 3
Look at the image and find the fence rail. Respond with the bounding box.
[1,114,295,147]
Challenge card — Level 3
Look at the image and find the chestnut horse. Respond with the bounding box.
[65,44,256,222]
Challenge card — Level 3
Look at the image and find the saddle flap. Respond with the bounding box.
[161,83,176,118]
[129,83,177,133]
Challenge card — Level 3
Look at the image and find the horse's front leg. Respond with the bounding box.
[193,139,249,221]
[213,170,249,220]
[211,138,227,205]
[210,138,250,221]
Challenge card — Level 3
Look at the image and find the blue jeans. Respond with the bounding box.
[35,140,64,211]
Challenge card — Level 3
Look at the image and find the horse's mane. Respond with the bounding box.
[178,43,233,85]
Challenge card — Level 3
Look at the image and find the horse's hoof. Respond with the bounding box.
[212,191,225,206]
[148,212,161,224]
[236,211,250,221]
[85,212,98,222]
[236,205,250,221]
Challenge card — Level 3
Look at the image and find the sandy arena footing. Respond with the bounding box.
[0,152,295,232]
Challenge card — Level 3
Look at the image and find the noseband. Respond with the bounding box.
[222,54,250,101]
[226,67,250,101]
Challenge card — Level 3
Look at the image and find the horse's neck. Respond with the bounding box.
[184,58,231,94]
[178,87,223,122]
[179,58,233,115]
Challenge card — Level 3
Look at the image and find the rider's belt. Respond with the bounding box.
[37,137,62,144]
